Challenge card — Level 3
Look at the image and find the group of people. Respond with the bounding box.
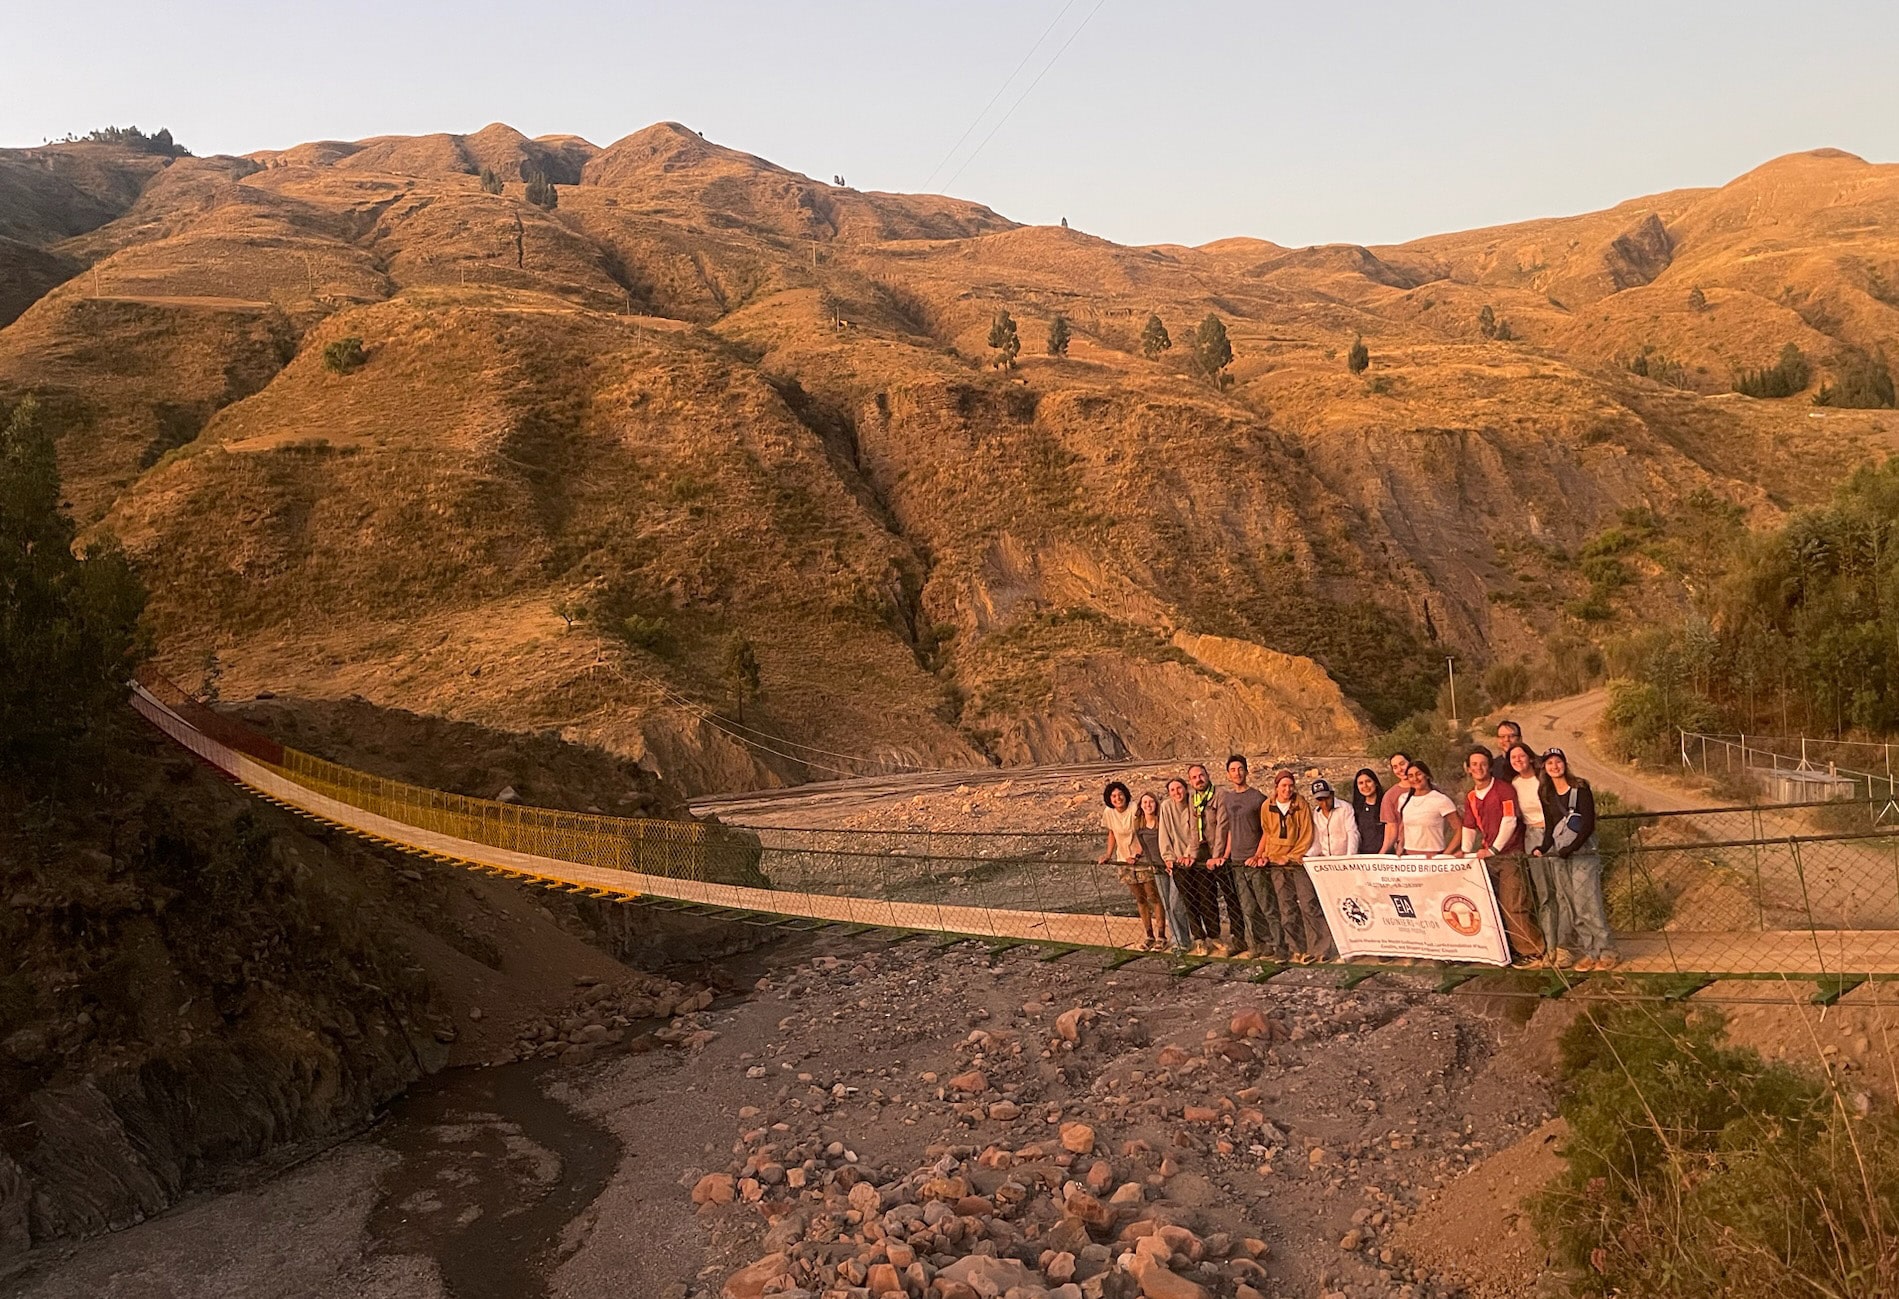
[1096,719,1621,971]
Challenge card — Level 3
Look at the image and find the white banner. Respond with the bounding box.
[1303,854,1509,965]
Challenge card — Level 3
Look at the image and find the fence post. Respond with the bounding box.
[1789,838,1830,977]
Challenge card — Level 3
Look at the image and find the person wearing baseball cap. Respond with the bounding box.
[1309,779,1360,857]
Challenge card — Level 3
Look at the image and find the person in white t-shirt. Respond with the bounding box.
[1507,741,1568,965]
[1396,761,1462,856]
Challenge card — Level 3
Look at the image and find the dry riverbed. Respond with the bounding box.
[9,931,1570,1299]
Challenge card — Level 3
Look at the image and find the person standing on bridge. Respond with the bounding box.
[1096,780,1144,930]
[1380,752,1414,853]
[1460,746,1545,966]
[1128,791,1169,949]
[1177,763,1233,955]
[1349,768,1384,857]
[1495,719,1523,752]
[1534,749,1618,972]
[1155,778,1198,953]
[1395,761,1462,856]
[1264,774,1332,962]
[1507,741,1569,967]
[1210,755,1268,958]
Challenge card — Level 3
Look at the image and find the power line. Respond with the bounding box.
[919,0,1082,194]
[941,0,1111,194]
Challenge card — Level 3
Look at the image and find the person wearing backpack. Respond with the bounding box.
[1532,748,1619,971]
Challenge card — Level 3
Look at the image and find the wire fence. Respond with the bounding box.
[1680,728,1899,809]
[133,669,1899,984]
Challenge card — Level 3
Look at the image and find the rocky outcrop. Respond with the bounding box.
[986,635,1366,766]
[1603,212,1674,291]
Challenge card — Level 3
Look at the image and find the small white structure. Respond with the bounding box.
[1753,765,1857,804]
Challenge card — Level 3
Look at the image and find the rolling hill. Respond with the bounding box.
[4,124,1897,793]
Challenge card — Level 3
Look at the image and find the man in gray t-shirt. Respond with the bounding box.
[1208,756,1269,956]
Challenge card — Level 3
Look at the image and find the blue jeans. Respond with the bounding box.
[1552,846,1614,957]
[1154,869,1193,950]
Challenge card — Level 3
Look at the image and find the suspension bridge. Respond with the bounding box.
[132,673,1899,999]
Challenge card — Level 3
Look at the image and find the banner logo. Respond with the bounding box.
[1339,896,1373,929]
[1440,894,1483,936]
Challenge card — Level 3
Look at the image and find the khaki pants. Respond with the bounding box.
[1486,853,1545,959]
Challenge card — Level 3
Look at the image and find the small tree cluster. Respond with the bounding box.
[1733,343,1809,398]
[323,337,366,374]
[1045,315,1071,357]
[1139,313,1172,360]
[479,167,504,195]
[1628,346,1690,388]
[523,167,558,210]
[987,311,1021,370]
[1686,285,1708,312]
[1476,304,1514,341]
[1813,348,1896,409]
[67,125,190,157]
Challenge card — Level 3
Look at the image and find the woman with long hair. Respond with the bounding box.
[1349,768,1383,858]
[1532,749,1618,971]
[1506,741,1567,965]
[1154,778,1197,953]
[1131,790,1171,950]
[1097,781,1162,949]
[1396,760,1463,856]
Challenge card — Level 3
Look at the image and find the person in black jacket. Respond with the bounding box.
[1530,748,1619,971]
[1349,768,1383,859]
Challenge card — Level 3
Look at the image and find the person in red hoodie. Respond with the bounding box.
[1460,746,1545,966]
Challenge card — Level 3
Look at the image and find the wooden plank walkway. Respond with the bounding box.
[133,686,1899,982]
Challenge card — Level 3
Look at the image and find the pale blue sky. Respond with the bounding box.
[8,1,1897,248]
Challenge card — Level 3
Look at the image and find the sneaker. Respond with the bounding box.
[1572,956,1599,973]
[1551,948,1577,969]
[1510,956,1542,969]
[1229,947,1254,959]
[1189,941,1209,956]
[1593,952,1620,971]
[1291,952,1315,965]
[1208,942,1232,958]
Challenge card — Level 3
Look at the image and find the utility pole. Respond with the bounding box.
[1446,656,1459,733]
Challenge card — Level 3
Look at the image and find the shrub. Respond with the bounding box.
[1139,313,1172,360]
[1370,710,1463,778]
[479,166,504,195]
[1534,1003,1899,1298]
[1045,314,1071,357]
[1687,284,1708,311]
[620,614,669,652]
[322,337,366,373]
[1191,314,1233,387]
[1347,334,1370,374]
[986,311,1021,370]
[1483,659,1532,707]
[1733,343,1809,398]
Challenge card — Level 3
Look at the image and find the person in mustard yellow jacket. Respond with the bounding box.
[1259,771,1333,963]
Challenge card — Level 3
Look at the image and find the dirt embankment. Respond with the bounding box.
[0,694,754,1275]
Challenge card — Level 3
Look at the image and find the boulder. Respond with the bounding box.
[1127,1253,1211,1299]
[721,1252,789,1299]
[691,1172,736,1205]
[1060,1123,1096,1155]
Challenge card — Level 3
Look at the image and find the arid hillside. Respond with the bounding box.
[3,125,1897,793]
